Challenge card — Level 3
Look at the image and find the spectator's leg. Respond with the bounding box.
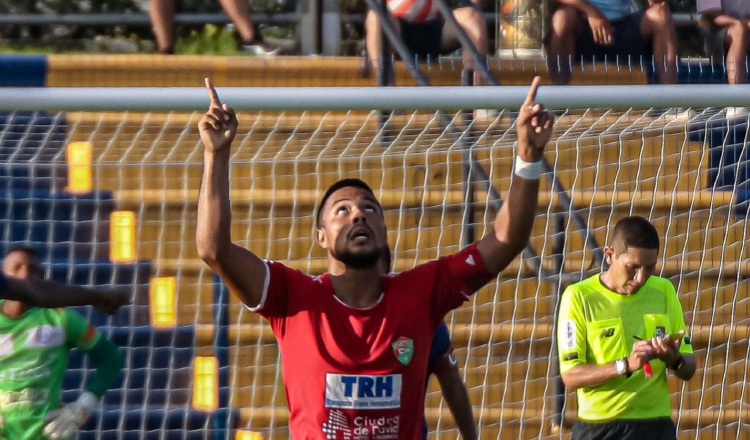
[365,10,398,85]
[641,3,678,84]
[546,6,581,85]
[445,7,489,86]
[724,21,748,84]
[219,0,257,45]
[149,0,176,54]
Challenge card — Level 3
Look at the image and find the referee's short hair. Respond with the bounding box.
[612,215,659,252]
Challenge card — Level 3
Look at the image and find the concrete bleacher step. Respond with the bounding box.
[44,55,650,88]
[66,110,711,193]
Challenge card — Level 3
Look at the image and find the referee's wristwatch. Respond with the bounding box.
[615,358,631,378]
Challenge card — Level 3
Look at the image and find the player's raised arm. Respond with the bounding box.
[196,78,267,308]
[0,274,129,314]
[476,76,554,275]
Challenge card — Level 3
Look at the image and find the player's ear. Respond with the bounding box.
[603,246,613,265]
[316,228,327,248]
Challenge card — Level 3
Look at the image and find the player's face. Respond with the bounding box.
[605,246,658,295]
[318,186,387,269]
[2,251,41,280]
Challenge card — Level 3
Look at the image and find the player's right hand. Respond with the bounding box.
[43,391,97,439]
[92,289,131,315]
[199,77,238,153]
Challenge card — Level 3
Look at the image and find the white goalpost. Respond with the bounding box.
[0,86,748,439]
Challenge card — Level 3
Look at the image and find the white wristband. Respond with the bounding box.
[76,391,99,413]
[514,156,543,180]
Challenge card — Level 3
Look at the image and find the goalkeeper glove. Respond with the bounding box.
[43,391,98,439]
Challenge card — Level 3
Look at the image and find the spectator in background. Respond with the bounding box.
[0,246,125,440]
[697,0,750,85]
[150,0,277,55]
[364,0,489,85]
[545,0,679,84]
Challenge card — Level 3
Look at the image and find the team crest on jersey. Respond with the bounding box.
[391,337,413,366]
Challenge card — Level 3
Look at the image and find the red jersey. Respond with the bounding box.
[252,244,493,439]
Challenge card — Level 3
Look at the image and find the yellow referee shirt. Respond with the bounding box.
[557,274,694,421]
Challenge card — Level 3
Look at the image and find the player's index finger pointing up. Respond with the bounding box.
[205,77,222,107]
[523,76,542,107]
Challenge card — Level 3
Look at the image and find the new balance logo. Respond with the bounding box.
[600,328,615,338]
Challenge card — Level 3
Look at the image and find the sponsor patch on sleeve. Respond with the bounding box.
[562,320,577,350]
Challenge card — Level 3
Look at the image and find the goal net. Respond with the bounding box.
[0,95,748,439]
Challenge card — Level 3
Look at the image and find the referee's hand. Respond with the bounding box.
[199,77,238,153]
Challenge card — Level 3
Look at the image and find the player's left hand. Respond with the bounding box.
[516,76,554,162]
[43,391,98,439]
[92,289,131,315]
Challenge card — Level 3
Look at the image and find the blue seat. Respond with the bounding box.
[0,189,116,260]
[65,326,214,438]
[0,112,68,189]
[78,407,218,440]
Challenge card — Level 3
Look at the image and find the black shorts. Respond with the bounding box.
[400,19,446,59]
[572,418,676,440]
[576,11,652,62]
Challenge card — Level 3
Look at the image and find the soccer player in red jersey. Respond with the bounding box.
[197,77,553,439]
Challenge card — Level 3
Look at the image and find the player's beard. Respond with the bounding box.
[333,241,383,269]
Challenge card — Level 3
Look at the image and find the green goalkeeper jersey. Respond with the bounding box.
[557,274,694,422]
[0,303,100,440]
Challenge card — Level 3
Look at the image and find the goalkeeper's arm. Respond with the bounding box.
[43,337,124,439]
[0,272,129,315]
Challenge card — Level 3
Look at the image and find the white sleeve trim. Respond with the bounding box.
[245,260,270,313]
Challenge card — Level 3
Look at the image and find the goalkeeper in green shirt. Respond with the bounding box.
[557,216,696,440]
[0,246,125,440]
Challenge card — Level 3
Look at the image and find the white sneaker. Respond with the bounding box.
[242,44,280,57]
[473,109,498,121]
[726,107,749,119]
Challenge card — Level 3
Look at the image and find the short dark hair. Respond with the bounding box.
[611,216,660,253]
[315,178,380,228]
[5,245,39,259]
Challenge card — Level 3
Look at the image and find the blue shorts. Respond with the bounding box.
[576,11,651,61]
[0,273,7,294]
